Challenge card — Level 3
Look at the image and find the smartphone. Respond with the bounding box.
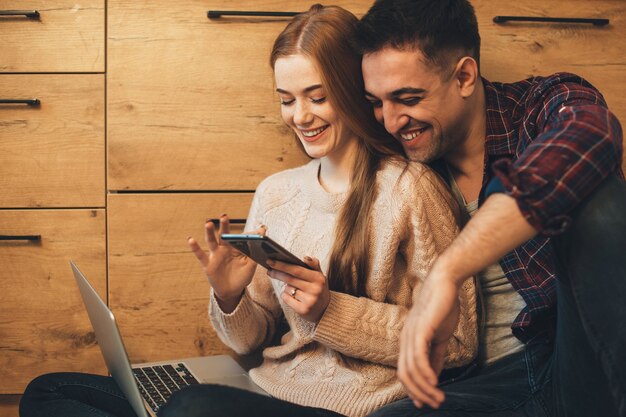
[220,234,312,270]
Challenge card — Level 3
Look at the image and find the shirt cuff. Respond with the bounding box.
[487,159,573,236]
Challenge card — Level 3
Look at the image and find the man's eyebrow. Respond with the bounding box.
[391,87,427,97]
[276,84,323,94]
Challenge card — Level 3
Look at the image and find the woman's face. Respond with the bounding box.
[274,54,355,160]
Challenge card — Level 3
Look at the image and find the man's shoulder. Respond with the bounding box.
[488,72,606,107]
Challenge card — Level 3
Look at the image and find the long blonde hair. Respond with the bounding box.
[270,4,404,296]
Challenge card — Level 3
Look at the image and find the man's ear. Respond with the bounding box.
[454,56,479,98]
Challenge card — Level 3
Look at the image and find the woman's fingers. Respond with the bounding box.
[219,214,231,235]
[282,284,303,302]
[187,237,209,265]
[267,259,322,283]
[204,221,219,251]
[267,268,315,293]
[303,256,322,271]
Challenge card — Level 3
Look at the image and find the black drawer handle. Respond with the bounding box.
[208,10,299,19]
[0,99,41,106]
[209,218,247,228]
[0,235,41,242]
[493,16,609,26]
[0,10,40,19]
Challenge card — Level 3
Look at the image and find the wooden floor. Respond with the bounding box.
[0,396,19,417]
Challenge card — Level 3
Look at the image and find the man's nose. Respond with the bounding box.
[381,103,406,135]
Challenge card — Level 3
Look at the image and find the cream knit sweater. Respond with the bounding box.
[209,158,478,417]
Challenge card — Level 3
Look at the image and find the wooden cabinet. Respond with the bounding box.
[0,75,105,207]
[0,0,106,406]
[0,209,107,392]
[0,0,105,73]
[107,194,252,362]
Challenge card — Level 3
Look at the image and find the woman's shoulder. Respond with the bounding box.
[377,157,447,192]
[253,160,318,210]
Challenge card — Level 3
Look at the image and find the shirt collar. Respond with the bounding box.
[483,77,517,157]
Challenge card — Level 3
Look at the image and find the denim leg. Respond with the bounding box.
[366,343,552,417]
[157,384,345,417]
[19,372,137,417]
[552,175,626,417]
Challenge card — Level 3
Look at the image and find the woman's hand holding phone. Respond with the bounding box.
[267,257,330,323]
[187,215,263,313]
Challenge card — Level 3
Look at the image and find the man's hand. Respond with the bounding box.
[398,264,461,409]
[398,193,539,409]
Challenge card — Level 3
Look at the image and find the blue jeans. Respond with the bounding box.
[158,384,344,417]
[19,372,137,417]
[368,175,626,417]
[18,372,343,417]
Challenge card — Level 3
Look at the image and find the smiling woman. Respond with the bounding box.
[274,54,356,165]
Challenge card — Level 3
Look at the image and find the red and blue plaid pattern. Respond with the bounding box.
[478,73,622,343]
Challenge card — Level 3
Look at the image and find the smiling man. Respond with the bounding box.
[356,1,626,417]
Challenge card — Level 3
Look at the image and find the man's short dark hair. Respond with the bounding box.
[355,0,481,70]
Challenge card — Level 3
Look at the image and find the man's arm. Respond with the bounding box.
[398,192,537,409]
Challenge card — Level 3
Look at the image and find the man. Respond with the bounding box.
[355,0,625,416]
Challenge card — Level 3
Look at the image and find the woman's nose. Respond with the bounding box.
[293,101,313,126]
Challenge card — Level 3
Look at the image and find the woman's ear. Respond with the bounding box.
[454,56,479,98]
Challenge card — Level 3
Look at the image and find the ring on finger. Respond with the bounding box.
[290,287,298,298]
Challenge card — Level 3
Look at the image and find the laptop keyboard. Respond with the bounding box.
[133,363,199,413]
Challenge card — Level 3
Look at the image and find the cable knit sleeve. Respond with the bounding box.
[313,163,478,368]
[416,168,478,367]
[208,183,284,355]
[313,291,405,366]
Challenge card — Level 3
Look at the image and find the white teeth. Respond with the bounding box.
[400,127,427,141]
[301,126,327,137]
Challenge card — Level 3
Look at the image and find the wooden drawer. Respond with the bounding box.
[107,1,369,191]
[0,74,105,207]
[0,209,106,393]
[0,395,19,417]
[107,193,253,363]
[0,1,105,73]
[475,0,626,169]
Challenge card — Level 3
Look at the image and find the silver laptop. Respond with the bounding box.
[70,261,268,417]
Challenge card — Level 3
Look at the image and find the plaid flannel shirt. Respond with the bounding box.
[435,72,624,343]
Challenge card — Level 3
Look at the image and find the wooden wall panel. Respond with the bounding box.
[0,75,105,207]
[0,209,107,393]
[0,1,104,73]
[0,395,19,417]
[107,193,253,363]
[107,1,370,191]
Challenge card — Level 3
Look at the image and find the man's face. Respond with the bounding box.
[362,47,466,163]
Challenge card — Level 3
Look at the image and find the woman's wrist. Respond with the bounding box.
[214,289,244,314]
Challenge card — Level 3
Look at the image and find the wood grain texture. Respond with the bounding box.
[107,1,368,191]
[0,395,19,417]
[0,209,107,393]
[0,0,104,73]
[475,0,626,169]
[0,75,105,207]
[107,193,253,363]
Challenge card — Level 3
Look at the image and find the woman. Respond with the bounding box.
[20,5,476,417]
[163,4,477,417]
